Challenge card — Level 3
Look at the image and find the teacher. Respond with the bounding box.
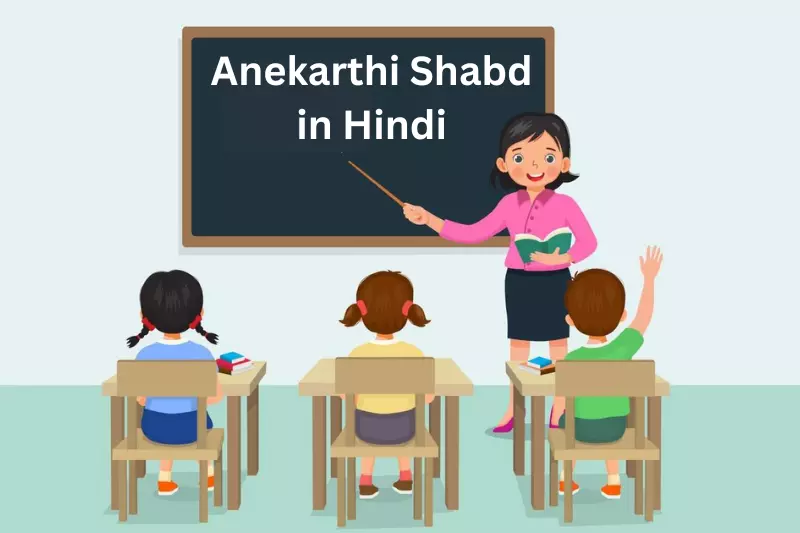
[403,112,597,432]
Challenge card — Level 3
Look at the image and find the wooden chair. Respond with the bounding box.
[548,360,660,524]
[331,357,438,527]
[113,360,225,523]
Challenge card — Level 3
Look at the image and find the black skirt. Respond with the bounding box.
[505,268,571,341]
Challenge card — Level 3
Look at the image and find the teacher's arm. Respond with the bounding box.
[529,197,597,266]
[562,196,597,264]
[404,204,446,233]
[403,198,508,244]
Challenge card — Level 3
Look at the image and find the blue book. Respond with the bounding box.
[526,357,552,369]
[219,352,246,363]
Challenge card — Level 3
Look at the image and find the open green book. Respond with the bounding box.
[515,228,573,264]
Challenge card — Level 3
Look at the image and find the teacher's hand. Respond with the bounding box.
[530,248,572,266]
[403,203,430,226]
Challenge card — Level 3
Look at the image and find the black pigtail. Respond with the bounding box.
[195,322,219,344]
[126,325,150,348]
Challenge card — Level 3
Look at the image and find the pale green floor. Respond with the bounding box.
[0,386,797,531]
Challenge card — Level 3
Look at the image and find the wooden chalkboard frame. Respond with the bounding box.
[182,26,555,247]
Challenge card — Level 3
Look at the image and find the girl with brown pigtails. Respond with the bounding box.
[340,270,433,500]
[127,269,222,497]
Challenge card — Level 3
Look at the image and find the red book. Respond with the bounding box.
[216,358,252,372]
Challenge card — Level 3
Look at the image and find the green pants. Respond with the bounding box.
[558,414,627,444]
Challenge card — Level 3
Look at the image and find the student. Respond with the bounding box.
[126,269,223,497]
[557,246,663,499]
[403,112,597,432]
[340,270,434,500]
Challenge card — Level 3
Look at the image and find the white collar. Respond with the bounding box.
[370,338,400,346]
[583,341,607,349]
[158,338,189,345]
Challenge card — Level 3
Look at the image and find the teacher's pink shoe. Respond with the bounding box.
[549,407,559,429]
[493,419,514,433]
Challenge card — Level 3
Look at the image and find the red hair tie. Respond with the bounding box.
[356,300,368,315]
[142,317,155,331]
[188,315,202,329]
[402,300,413,317]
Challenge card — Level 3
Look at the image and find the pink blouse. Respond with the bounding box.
[440,189,597,271]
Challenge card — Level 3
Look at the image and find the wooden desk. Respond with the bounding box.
[505,362,669,511]
[102,361,266,511]
[299,358,473,511]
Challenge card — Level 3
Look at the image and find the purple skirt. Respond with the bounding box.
[355,409,415,445]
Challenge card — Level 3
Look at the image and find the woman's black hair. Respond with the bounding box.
[126,270,219,348]
[489,112,579,191]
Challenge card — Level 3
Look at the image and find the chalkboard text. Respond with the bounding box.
[297,108,446,140]
[210,54,532,140]
[211,54,530,87]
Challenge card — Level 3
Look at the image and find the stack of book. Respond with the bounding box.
[519,356,555,375]
[216,352,253,375]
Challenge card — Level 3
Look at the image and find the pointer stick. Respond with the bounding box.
[346,160,404,207]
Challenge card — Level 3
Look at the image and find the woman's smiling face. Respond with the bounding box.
[496,131,571,189]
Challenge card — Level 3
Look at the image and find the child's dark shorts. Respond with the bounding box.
[558,414,627,444]
[355,409,416,445]
[141,409,213,445]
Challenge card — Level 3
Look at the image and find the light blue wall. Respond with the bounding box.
[1,0,797,385]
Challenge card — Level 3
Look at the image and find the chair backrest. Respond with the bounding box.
[335,357,435,447]
[117,360,218,448]
[554,360,655,398]
[554,360,655,449]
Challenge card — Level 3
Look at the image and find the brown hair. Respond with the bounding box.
[564,269,626,337]
[340,271,430,334]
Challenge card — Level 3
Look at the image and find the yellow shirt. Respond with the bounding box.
[348,339,424,414]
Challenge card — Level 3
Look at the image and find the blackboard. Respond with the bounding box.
[182,27,554,246]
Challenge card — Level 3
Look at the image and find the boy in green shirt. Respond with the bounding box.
[557,246,663,500]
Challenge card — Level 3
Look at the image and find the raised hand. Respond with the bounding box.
[639,246,663,280]
[403,203,430,226]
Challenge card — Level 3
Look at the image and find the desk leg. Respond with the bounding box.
[648,397,662,510]
[513,386,525,476]
[444,396,459,510]
[330,396,342,478]
[110,397,124,511]
[129,461,138,514]
[626,397,636,478]
[530,396,545,511]
[247,387,260,476]
[429,396,441,478]
[135,403,145,478]
[312,396,327,511]
[227,397,242,510]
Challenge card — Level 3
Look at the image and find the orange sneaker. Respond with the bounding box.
[158,481,179,496]
[601,484,621,499]
[558,481,580,495]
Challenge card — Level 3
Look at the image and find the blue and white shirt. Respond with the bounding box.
[135,338,214,414]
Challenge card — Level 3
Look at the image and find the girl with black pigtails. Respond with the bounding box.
[127,269,222,497]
